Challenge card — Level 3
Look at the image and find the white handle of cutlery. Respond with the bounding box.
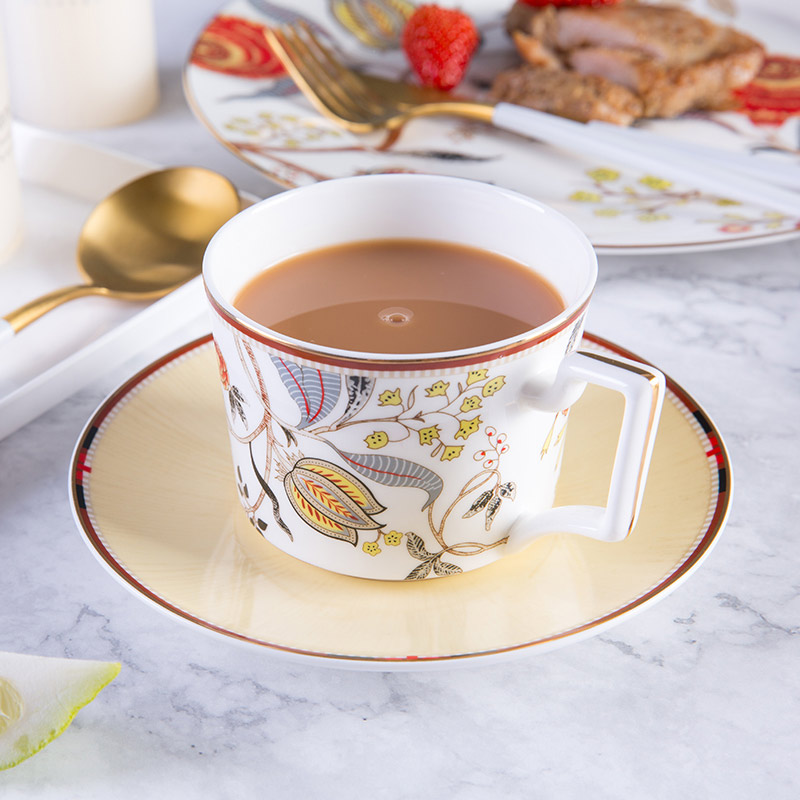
[492,102,800,219]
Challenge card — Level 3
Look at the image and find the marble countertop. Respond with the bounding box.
[2,1,798,796]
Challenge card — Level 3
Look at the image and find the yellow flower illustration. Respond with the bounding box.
[637,213,671,222]
[455,416,482,440]
[440,445,464,461]
[639,175,673,190]
[569,190,602,203]
[714,198,742,207]
[594,208,621,217]
[418,425,441,446]
[460,395,482,412]
[383,530,403,546]
[426,380,450,397]
[378,388,402,406]
[587,168,620,182]
[482,376,506,397]
[364,431,389,449]
[362,541,381,556]
[466,369,488,385]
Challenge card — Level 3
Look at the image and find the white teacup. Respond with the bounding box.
[204,175,664,581]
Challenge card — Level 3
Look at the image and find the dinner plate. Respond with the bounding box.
[70,334,731,670]
[183,0,800,255]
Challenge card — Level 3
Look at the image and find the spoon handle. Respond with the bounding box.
[2,284,103,337]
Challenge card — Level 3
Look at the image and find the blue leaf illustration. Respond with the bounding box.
[270,356,341,429]
[337,450,443,510]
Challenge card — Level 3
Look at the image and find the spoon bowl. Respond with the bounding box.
[2,166,241,340]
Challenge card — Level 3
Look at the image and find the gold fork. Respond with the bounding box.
[264,21,800,218]
[264,21,494,134]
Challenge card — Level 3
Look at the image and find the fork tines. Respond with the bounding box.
[265,22,380,128]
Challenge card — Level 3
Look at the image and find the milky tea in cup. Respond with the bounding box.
[204,175,664,581]
[233,238,566,353]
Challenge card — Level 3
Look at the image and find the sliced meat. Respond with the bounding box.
[506,3,560,46]
[511,30,561,69]
[553,4,722,68]
[568,47,659,95]
[569,28,764,116]
[489,65,643,125]
[500,0,765,122]
[652,30,765,115]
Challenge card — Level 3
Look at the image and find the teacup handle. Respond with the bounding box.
[506,350,665,553]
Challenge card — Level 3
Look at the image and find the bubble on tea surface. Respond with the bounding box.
[378,307,414,327]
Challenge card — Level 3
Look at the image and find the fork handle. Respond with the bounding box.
[491,103,800,219]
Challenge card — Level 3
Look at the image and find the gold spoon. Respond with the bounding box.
[1,166,241,342]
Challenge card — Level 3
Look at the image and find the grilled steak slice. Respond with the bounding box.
[550,3,723,68]
[489,65,643,125]
[500,1,765,122]
[569,28,765,116]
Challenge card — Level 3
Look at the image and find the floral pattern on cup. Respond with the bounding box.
[215,333,572,580]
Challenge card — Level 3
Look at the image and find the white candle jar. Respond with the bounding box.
[2,0,159,130]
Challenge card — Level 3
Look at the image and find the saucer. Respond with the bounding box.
[70,335,731,670]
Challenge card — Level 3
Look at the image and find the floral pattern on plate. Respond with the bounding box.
[183,0,800,254]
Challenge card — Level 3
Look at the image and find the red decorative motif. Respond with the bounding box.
[190,15,286,79]
[733,55,800,125]
[215,341,230,390]
[718,223,751,234]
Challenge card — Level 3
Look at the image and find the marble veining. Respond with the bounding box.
[1,0,799,796]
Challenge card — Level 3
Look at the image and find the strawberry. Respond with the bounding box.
[519,0,622,6]
[401,5,479,91]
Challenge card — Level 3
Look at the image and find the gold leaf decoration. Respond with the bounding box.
[330,0,415,50]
